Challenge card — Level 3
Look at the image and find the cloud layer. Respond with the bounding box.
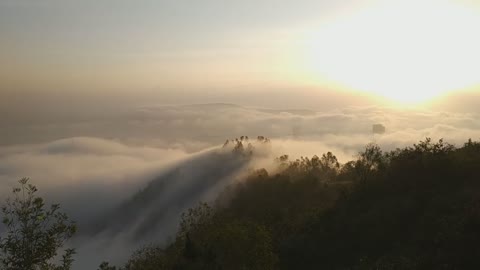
[0,137,188,221]
[4,102,480,151]
[1,103,480,268]
[2,104,480,225]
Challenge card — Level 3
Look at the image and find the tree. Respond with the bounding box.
[123,246,167,270]
[355,143,384,183]
[0,178,76,270]
[98,262,118,270]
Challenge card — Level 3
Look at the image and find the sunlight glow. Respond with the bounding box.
[300,0,480,103]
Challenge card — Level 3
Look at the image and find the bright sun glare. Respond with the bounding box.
[301,1,480,103]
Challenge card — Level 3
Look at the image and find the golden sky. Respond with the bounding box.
[1,0,479,104]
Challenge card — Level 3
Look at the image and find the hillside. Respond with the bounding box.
[96,138,480,270]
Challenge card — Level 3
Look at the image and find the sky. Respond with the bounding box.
[2,0,478,105]
[0,0,357,91]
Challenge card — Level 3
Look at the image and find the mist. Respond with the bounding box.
[2,0,480,268]
[2,94,480,268]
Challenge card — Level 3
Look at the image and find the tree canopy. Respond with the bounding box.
[5,138,480,269]
[0,178,76,270]
[102,138,480,269]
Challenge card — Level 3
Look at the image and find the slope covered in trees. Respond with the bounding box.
[3,138,480,269]
[98,138,480,269]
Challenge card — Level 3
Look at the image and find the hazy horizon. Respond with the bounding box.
[2,0,480,269]
[2,0,479,103]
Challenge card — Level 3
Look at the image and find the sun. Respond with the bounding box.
[299,0,480,104]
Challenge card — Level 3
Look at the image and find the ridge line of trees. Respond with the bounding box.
[2,138,480,269]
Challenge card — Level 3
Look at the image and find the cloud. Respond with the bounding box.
[0,137,189,222]
[3,101,480,151]
[72,146,256,269]
[2,105,480,222]
[0,136,267,269]
[2,103,480,268]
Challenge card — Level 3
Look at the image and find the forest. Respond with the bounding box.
[2,137,480,270]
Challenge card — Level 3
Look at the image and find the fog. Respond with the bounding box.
[1,0,479,267]
[1,91,480,268]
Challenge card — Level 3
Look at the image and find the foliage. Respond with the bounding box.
[98,261,117,270]
[151,138,480,270]
[0,178,76,270]
[122,246,168,270]
[14,138,480,270]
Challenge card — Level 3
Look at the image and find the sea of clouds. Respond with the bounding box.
[1,103,480,268]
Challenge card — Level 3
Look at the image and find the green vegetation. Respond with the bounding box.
[4,138,480,269]
[116,138,480,270]
[0,178,76,270]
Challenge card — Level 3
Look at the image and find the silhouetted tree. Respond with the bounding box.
[98,262,117,270]
[0,178,76,270]
[99,138,480,270]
